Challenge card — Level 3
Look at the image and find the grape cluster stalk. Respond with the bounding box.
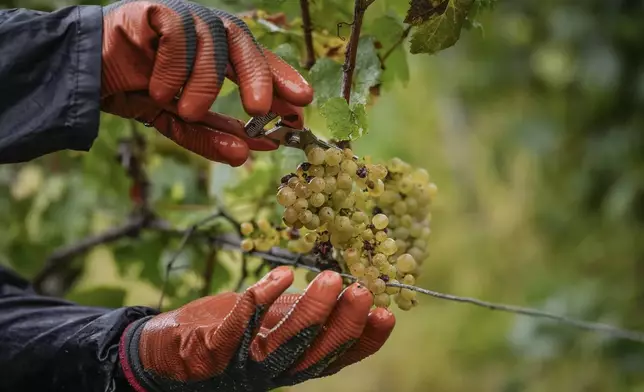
[240,145,437,311]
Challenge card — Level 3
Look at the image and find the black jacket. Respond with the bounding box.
[0,6,159,391]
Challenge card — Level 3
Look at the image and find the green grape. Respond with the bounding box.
[254,239,273,252]
[305,214,321,230]
[309,192,326,208]
[393,227,410,240]
[402,274,415,285]
[325,148,343,166]
[331,190,347,206]
[396,253,417,273]
[372,213,389,230]
[277,186,297,207]
[339,192,356,209]
[410,223,423,237]
[298,209,313,224]
[304,232,318,243]
[408,248,424,264]
[294,183,311,199]
[340,159,358,176]
[395,239,409,254]
[307,146,326,165]
[367,179,385,197]
[309,165,325,177]
[428,183,438,197]
[323,176,337,194]
[361,229,374,241]
[400,288,417,301]
[325,164,340,176]
[375,231,388,242]
[411,168,430,183]
[318,206,335,223]
[400,215,413,228]
[372,252,387,266]
[334,216,352,233]
[308,177,326,193]
[283,207,298,225]
[413,238,427,249]
[293,197,308,211]
[240,222,254,236]
[343,148,354,159]
[288,176,301,188]
[405,197,418,212]
[380,238,398,256]
[393,200,407,215]
[379,190,401,205]
[374,293,391,308]
[241,238,254,252]
[352,210,368,223]
[257,219,272,233]
[336,173,353,190]
[395,294,413,311]
[365,266,380,281]
[370,278,386,295]
[344,248,359,264]
[386,280,401,295]
[349,262,365,277]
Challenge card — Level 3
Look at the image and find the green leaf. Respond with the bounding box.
[308,58,343,107]
[350,36,382,105]
[369,15,410,86]
[409,0,474,55]
[66,286,127,308]
[320,97,369,141]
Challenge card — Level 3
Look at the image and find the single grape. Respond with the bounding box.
[411,168,430,183]
[309,192,326,208]
[395,295,413,311]
[369,164,388,181]
[293,198,308,211]
[393,227,410,240]
[372,253,388,266]
[370,278,387,295]
[323,176,337,194]
[309,165,325,177]
[375,231,388,242]
[338,192,356,209]
[408,247,424,263]
[405,197,418,212]
[257,219,272,233]
[428,183,438,197]
[379,238,398,256]
[395,239,409,254]
[331,190,347,206]
[241,238,254,252]
[386,280,401,295]
[396,253,417,273]
[318,207,335,223]
[372,213,389,230]
[343,148,354,159]
[308,177,326,193]
[368,179,385,197]
[304,214,321,230]
[349,262,365,277]
[306,146,326,165]
[352,210,368,223]
[399,177,414,194]
[340,159,358,176]
[361,229,374,241]
[344,248,360,264]
[298,209,313,224]
[294,183,311,199]
[365,266,380,281]
[325,164,341,176]
[277,187,297,207]
[287,176,300,189]
[334,216,352,233]
[402,274,415,285]
[400,215,413,228]
[374,293,391,308]
[336,173,353,190]
[400,288,417,301]
[283,207,298,225]
[240,222,254,236]
[304,232,318,243]
[324,148,343,166]
[254,239,273,252]
[393,200,407,215]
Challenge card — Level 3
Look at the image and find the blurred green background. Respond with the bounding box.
[2,0,644,391]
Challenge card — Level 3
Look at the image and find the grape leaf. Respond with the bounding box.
[404,0,449,26]
[409,0,474,55]
[351,36,382,105]
[308,58,343,106]
[320,97,368,141]
[308,37,382,107]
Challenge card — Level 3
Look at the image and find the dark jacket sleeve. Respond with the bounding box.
[0,265,160,392]
[0,6,103,164]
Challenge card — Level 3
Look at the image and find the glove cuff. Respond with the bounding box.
[119,316,157,392]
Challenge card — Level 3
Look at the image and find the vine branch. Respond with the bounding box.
[299,0,316,69]
[341,0,375,104]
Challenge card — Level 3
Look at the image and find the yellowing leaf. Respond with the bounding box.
[409,0,474,55]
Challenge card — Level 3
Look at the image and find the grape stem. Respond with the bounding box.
[299,0,316,70]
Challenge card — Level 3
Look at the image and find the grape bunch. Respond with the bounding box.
[241,144,437,311]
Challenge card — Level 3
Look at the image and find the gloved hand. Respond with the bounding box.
[100,0,313,166]
[119,267,396,392]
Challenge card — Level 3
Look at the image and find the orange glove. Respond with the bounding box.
[119,267,396,392]
[100,1,313,166]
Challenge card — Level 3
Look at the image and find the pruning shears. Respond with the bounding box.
[244,112,339,152]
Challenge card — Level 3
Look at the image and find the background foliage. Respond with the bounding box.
[2,0,644,391]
